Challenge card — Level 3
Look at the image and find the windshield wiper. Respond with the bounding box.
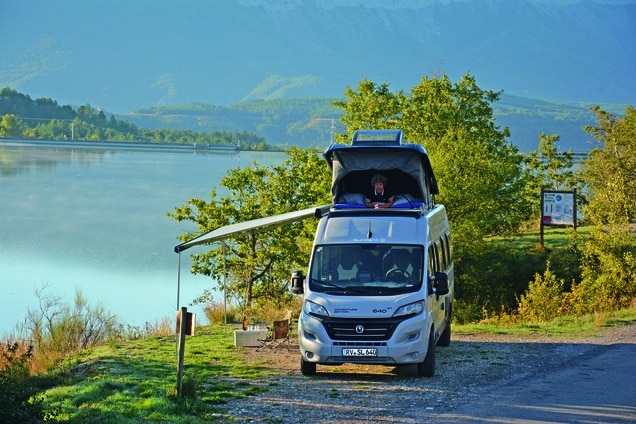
[310,279,370,294]
[311,279,347,290]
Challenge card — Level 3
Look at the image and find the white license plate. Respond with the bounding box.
[342,348,377,357]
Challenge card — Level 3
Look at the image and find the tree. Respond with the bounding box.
[524,132,580,221]
[333,80,403,139]
[168,147,331,313]
[0,114,24,138]
[579,105,636,226]
[334,73,531,240]
[333,73,534,319]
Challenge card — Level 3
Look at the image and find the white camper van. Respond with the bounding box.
[291,129,454,377]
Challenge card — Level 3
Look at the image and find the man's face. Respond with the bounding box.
[374,181,385,192]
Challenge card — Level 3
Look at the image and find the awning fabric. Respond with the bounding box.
[174,205,331,253]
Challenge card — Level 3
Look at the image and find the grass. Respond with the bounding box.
[455,306,636,338]
[39,325,273,423]
[20,306,636,422]
[494,225,592,251]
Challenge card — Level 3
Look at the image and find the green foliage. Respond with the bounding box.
[169,147,331,311]
[0,342,49,423]
[335,73,532,242]
[40,325,273,422]
[505,226,636,323]
[335,73,538,319]
[524,132,581,221]
[579,105,636,225]
[517,264,565,323]
[0,86,271,148]
[0,113,25,138]
[568,228,636,315]
[334,80,403,135]
[453,238,548,322]
[407,74,531,239]
[25,286,119,371]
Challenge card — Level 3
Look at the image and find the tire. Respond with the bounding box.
[437,304,452,347]
[417,330,436,377]
[300,358,317,376]
[437,319,451,347]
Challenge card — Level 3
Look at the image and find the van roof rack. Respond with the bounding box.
[351,129,403,146]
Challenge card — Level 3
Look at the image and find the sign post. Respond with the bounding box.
[540,189,577,248]
[176,307,195,398]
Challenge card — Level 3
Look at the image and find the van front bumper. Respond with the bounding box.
[298,312,430,365]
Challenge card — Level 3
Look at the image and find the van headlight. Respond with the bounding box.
[393,301,424,317]
[304,300,330,317]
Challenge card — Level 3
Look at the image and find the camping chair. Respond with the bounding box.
[256,318,291,351]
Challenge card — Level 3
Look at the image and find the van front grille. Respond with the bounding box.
[322,318,400,341]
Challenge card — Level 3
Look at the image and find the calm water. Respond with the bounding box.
[0,141,287,336]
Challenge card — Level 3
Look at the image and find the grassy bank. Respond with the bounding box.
[8,307,631,423]
[34,326,273,423]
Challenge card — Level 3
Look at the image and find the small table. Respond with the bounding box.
[234,329,268,347]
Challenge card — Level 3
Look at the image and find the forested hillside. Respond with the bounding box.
[0,87,269,149]
[121,93,625,152]
[1,86,628,152]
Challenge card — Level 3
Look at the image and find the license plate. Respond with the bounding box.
[342,348,377,357]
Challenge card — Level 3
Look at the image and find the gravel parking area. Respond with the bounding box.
[220,325,636,423]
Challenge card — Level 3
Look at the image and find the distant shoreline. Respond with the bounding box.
[0,138,248,153]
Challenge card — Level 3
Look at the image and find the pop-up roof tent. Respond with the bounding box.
[174,130,438,253]
[323,129,438,207]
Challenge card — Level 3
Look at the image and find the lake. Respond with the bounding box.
[0,141,287,337]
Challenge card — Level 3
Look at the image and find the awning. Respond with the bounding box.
[173,204,331,253]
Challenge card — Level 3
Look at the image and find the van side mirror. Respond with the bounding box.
[291,270,305,294]
[430,271,449,296]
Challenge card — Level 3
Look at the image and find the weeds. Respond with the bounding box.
[0,341,49,423]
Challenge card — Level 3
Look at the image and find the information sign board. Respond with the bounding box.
[542,190,576,226]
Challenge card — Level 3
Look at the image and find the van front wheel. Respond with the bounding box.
[300,358,316,376]
[417,331,436,377]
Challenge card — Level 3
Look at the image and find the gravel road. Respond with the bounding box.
[222,324,636,423]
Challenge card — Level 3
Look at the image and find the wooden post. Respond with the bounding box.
[540,189,545,249]
[176,306,187,398]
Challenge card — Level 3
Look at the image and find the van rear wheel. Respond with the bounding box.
[300,358,316,376]
[417,331,436,377]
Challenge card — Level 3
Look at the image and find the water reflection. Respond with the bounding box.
[0,141,286,335]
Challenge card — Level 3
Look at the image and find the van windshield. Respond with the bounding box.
[308,244,423,295]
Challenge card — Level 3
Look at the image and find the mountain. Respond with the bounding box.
[1,0,634,114]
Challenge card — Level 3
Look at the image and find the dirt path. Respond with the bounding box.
[222,324,636,423]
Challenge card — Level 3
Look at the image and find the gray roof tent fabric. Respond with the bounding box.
[323,141,438,205]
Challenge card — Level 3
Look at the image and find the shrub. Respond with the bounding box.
[455,239,548,318]
[203,301,240,325]
[517,264,565,323]
[0,342,48,423]
[566,228,636,315]
[25,286,119,372]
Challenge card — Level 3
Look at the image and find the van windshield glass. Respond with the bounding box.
[309,244,423,295]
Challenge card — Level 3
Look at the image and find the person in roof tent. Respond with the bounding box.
[365,174,395,209]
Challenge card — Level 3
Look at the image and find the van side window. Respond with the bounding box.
[441,238,448,270]
[427,245,437,276]
[435,241,445,270]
